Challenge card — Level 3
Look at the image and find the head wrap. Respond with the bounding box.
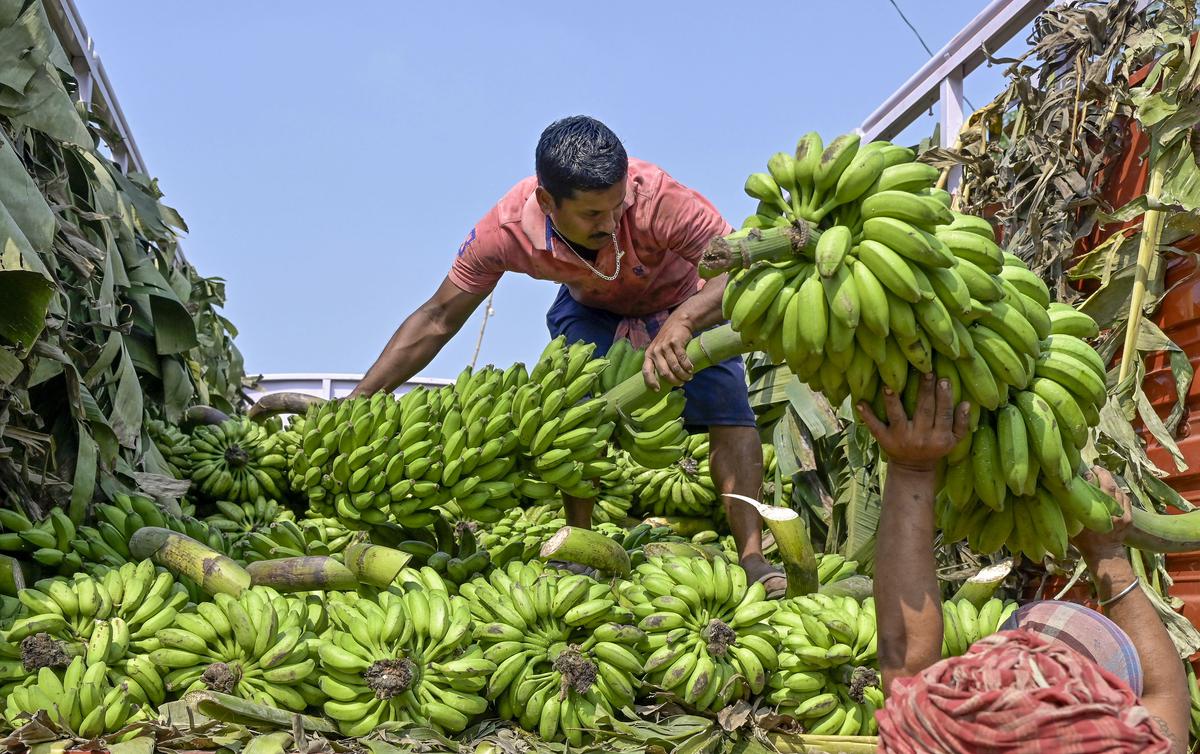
[999,600,1142,696]
[876,629,1172,753]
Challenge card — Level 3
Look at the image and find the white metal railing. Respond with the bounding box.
[245,374,453,403]
[859,0,1156,191]
[43,0,146,174]
[857,0,1052,191]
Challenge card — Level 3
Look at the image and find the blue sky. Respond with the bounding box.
[78,2,1025,381]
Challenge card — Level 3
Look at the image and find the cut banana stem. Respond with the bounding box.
[538,525,632,577]
[245,556,358,592]
[951,559,1013,608]
[698,222,817,279]
[724,493,819,597]
[343,542,412,587]
[247,391,326,422]
[182,405,232,428]
[184,690,338,734]
[128,526,250,597]
[601,325,750,418]
[1127,507,1200,553]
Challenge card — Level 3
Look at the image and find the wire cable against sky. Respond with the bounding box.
[885,0,977,112]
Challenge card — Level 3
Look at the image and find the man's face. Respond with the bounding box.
[537,181,626,251]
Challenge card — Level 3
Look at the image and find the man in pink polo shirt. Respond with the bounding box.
[353,116,784,595]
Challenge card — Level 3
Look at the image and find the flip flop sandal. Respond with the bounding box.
[755,570,788,600]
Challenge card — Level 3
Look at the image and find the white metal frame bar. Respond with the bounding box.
[43,0,147,174]
[860,0,1157,192]
[859,0,1052,145]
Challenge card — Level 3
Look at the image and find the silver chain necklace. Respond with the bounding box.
[550,223,624,282]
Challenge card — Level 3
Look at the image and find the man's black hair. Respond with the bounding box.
[535,116,628,204]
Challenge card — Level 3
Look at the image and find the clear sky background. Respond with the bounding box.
[78,1,1028,381]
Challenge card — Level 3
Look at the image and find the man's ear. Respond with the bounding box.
[535,186,556,216]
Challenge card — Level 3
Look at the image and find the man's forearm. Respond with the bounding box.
[1088,551,1188,731]
[353,312,453,396]
[670,274,728,332]
[874,465,944,691]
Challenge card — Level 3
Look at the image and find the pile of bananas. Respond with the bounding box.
[4,657,150,739]
[478,505,564,568]
[630,433,715,517]
[147,418,195,479]
[5,562,188,705]
[149,586,322,711]
[291,338,615,531]
[188,418,290,503]
[239,517,355,563]
[941,597,1018,657]
[0,508,83,573]
[463,562,645,744]
[618,556,778,712]
[397,516,491,590]
[768,594,880,734]
[727,133,1113,556]
[316,571,491,736]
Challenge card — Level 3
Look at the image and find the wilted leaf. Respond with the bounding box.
[0,268,53,352]
[149,293,199,354]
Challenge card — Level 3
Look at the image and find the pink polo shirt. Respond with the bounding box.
[449,158,733,317]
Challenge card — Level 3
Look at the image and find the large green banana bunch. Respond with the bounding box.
[188,417,290,503]
[147,418,195,479]
[478,505,565,568]
[618,556,778,712]
[4,657,151,739]
[292,365,528,529]
[396,515,491,590]
[462,561,645,744]
[0,507,84,574]
[5,561,188,705]
[149,586,321,711]
[731,133,1116,553]
[631,433,716,517]
[768,594,880,735]
[239,516,355,563]
[514,337,616,497]
[316,571,491,736]
[940,597,1019,657]
[204,496,294,537]
[601,337,689,469]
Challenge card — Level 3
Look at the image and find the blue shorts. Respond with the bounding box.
[545,286,756,428]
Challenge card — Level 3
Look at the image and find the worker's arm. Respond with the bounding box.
[350,276,488,397]
[1074,468,1188,753]
[857,375,970,692]
[642,274,728,391]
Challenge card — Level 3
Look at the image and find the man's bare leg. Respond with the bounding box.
[562,496,593,528]
[709,425,786,596]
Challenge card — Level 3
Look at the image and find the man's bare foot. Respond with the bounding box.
[740,553,787,599]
